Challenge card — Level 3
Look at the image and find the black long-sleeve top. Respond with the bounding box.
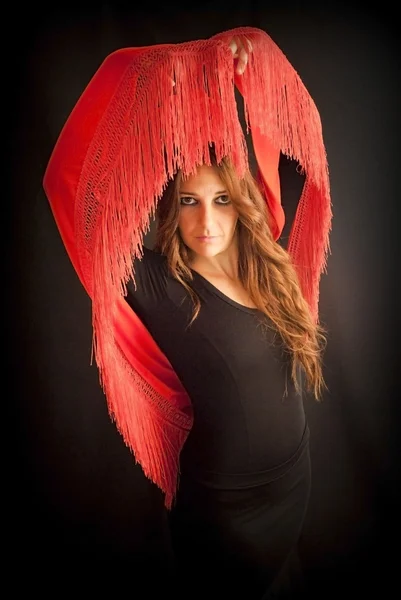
[125,245,306,480]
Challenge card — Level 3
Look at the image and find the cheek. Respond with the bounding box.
[178,212,191,238]
[225,209,239,231]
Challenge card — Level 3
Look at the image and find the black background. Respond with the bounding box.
[9,1,400,596]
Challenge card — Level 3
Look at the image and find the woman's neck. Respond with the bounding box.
[189,241,239,281]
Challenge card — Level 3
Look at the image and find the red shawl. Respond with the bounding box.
[43,26,332,508]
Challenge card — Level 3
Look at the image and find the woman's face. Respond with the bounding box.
[177,164,239,260]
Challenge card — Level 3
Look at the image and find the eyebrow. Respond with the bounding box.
[179,190,227,196]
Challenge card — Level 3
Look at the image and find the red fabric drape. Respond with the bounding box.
[43,27,332,508]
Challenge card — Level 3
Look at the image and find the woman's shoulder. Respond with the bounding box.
[126,246,168,308]
[135,245,168,276]
[140,245,166,264]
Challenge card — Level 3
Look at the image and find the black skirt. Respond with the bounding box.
[168,424,311,600]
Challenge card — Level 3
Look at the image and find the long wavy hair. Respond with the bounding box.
[154,153,328,401]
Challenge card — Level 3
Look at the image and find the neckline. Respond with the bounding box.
[190,269,260,314]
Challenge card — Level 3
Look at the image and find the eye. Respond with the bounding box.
[215,195,231,205]
[179,195,231,206]
[180,197,197,206]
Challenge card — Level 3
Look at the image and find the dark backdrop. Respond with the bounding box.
[9,1,399,597]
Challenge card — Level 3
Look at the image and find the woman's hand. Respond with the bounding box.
[229,35,253,75]
[167,34,253,87]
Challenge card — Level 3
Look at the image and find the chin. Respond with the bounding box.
[185,237,234,259]
[196,248,221,257]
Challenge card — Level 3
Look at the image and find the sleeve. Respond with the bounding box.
[125,246,168,312]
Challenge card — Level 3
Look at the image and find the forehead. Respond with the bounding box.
[180,164,225,192]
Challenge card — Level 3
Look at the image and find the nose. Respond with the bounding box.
[198,204,215,231]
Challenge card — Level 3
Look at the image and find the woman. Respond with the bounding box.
[127,154,326,598]
[43,26,332,598]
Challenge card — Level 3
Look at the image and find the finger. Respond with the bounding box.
[236,47,248,75]
[236,35,252,55]
[244,37,253,53]
[229,39,238,57]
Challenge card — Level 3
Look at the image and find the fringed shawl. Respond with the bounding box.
[43,27,332,508]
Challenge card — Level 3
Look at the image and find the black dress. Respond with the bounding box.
[125,248,311,599]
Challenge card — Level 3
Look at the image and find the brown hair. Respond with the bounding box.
[154,154,328,401]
